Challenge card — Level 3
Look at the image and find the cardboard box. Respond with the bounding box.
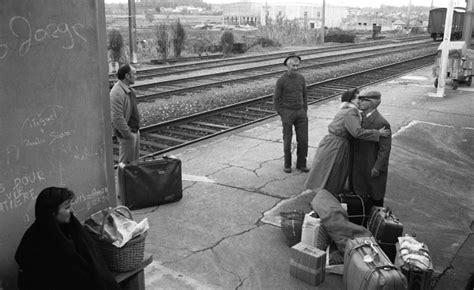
[301,212,329,250]
[290,242,326,286]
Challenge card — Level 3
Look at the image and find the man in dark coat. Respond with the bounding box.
[350,91,392,207]
[273,53,309,173]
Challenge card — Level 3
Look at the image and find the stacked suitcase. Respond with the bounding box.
[367,206,404,263]
[343,236,408,290]
[343,237,408,290]
[337,194,404,262]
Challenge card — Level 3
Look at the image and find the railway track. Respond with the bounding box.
[131,41,437,101]
[122,35,430,81]
[112,54,435,161]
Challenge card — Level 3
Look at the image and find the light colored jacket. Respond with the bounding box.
[110,80,134,139]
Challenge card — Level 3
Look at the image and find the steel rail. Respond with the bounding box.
[126,54,435,160]
[132,43,437,101]
[127,36,430,80]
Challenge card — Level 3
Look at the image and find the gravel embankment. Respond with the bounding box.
[138,46,436,127]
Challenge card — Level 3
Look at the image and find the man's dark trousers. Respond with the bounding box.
[280,108,308,168]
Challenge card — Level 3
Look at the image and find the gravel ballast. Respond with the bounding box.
[138,46,436,127]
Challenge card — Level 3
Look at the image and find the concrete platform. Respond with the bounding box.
[131,66,474,289]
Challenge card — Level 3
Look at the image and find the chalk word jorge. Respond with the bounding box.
[0,16,87,60]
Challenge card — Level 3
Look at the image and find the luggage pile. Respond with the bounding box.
[281,190,434,289]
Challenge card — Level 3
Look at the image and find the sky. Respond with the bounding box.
[105,0,464,8]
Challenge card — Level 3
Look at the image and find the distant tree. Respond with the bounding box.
[155,23,170,60]
[171,19,186,57]
[220,30,234,57]
[108,29,123,63]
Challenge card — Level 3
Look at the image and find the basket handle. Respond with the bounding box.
[98,206,133,237]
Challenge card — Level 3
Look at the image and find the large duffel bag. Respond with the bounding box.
[118,155,183,210]
[343,236,407,290]
[367,207,404,263]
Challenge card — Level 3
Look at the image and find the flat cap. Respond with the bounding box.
[283,53,301,66]
[360,91,381,99]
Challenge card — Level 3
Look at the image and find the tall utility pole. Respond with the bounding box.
[265,0,268,26]
[320,0,325,44]
[128,0,137,63]
[407,0,412,30]
[429,0,455,98]
[464,0,473,48]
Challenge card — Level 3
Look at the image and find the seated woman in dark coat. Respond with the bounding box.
[15,187,120,290]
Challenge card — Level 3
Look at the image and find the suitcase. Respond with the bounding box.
[367,207,404,263]
[338,193,373,226]
[118,155,183,210]
[394,237,434,290]
[343,236,408,290]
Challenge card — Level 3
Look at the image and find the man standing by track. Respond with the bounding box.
[273,53,309,173]
[350,90,392,207]
[110,64,140,164]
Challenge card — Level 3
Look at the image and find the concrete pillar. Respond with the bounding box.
[320,0,325,44]
[463,0,473,48]
[429,0,455,98]
[128,0,137,63]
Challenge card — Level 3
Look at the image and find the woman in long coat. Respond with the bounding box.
[15,187,120,290]
[304,88,390,196]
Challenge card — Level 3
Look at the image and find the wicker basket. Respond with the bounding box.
[95,231,147,272]
[89,206,147,272]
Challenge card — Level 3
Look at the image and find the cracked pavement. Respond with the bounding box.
[129,66,473,289]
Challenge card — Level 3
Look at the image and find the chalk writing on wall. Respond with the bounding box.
[73,187,110,214]
[0,1,114,287]
[0,16,87,60]
[20,105,75,150]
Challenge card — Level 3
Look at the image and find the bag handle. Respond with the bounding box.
[142,155,156,161]
[98,206,133,237]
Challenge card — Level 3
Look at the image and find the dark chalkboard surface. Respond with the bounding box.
[0,1,115,288]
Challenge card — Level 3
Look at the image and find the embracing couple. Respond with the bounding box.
[305,88,392,207]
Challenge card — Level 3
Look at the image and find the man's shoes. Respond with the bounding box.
[296,166,310,172]
[283,167,292,173]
